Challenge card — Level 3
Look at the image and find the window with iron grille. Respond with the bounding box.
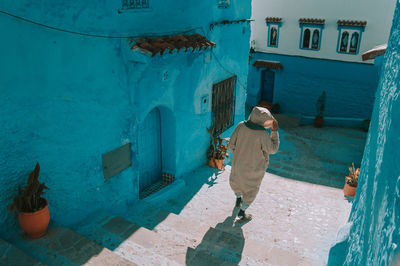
[212,76,237,135]
[122,0,149,9]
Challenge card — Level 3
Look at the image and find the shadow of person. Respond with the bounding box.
[186,209,245,265]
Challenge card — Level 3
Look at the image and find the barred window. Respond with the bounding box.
[122,0,149,9]
[212,76,237,135]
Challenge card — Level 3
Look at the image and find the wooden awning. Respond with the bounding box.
[362,44,387,61]
[253,60,283,69]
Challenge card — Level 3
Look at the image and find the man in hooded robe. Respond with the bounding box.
[229,107,280,221]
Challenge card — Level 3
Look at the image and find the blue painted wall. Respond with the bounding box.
[247,52,380,119]
[0,0,251,230]
[328,2,400,265]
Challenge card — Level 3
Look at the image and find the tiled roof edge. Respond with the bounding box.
[299,18,325,25]
[265,17,282,23]
[337,20,367,27]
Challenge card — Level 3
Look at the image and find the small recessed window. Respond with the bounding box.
[340,31,349,52]
[311,29,320,49]
[299,18,325,51]
[266,18,282,48]
[302,29,311,48]
[301,28,322,50]
[270,27,278,46]
[122,0,149,9]
[218,0,230,8]
[336,20,366,55]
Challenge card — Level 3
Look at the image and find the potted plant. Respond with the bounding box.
[9,162,50,239]
[206,127,230,170]
[344,163,360,196]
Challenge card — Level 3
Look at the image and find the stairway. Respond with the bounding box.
[0,237,43,265]
[75,201,310,265]
[1,199,310,265]
[1,225,135,265]
[1,162,327,265]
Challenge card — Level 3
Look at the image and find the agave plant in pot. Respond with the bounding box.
[344,163,359,197]
[206,127,230,170]
[9,162,50,239]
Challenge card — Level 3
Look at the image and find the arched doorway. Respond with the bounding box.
[138,108,162,193]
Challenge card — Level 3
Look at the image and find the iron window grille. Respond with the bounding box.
[122,0,149,9]
[212,76,237,135]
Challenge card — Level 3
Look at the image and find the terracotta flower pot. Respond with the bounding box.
[208,158,224,170]
[343,184,357,196]
[18,198,50,239]
[214,159,224,170]
[208,158,216,168]
[314,115,324,128]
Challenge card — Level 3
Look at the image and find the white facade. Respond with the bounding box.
[251,0,396,63]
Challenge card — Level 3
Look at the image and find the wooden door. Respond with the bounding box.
[139,108,162,192]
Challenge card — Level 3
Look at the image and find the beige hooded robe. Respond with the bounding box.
[229,107,279,205]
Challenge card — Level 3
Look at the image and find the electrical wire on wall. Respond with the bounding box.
[0,9,202,39]
[0,8,249,91]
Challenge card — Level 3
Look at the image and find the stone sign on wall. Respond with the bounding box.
[102,143,132,180]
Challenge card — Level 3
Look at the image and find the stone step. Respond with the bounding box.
[92,180,314,265]
[129,202,314,266]
[155,211,313,266]
[78,214,231,265]
[0,237,44,265]
[6,226,135,265]
[77,215,180,265]
[90,176,316,266]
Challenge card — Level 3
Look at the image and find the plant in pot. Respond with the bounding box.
[206,127,230,170]
[344,163,360,196]
[9,162,50,239]
[314,91,326,128]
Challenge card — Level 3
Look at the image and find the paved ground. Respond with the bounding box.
[267,114,367,188]
[1,116,365,265]
[138,166,353,265]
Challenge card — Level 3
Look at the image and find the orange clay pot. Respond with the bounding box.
[18,198,50,239]
[208,158,224,170]
[343,184,357,197]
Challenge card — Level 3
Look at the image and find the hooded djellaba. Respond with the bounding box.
[229,106,279,221]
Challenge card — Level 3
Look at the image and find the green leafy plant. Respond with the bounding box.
[207,127,230,160]
[345,163,360,187]
[9,163,49,214]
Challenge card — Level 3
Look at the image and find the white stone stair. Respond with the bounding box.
[0,237,44,265]
[77,213,235,265]
[77,197,313,266]
[4,226,136,265]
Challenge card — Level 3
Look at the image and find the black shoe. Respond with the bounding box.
[237,209,252,222]
[235,197,242,208]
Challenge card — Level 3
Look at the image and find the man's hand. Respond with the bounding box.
[271,120,279,131]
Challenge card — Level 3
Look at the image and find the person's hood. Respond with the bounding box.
[248,107,275,127]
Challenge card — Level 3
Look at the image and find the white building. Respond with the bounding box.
[247,0,396,123]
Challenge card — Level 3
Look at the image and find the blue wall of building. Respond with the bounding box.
[0,0,251,230]
[247,52,380,119]
[328,2,400,265]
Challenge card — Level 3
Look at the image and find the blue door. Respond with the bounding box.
[139,108,162,192]
[261,70,275,102]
